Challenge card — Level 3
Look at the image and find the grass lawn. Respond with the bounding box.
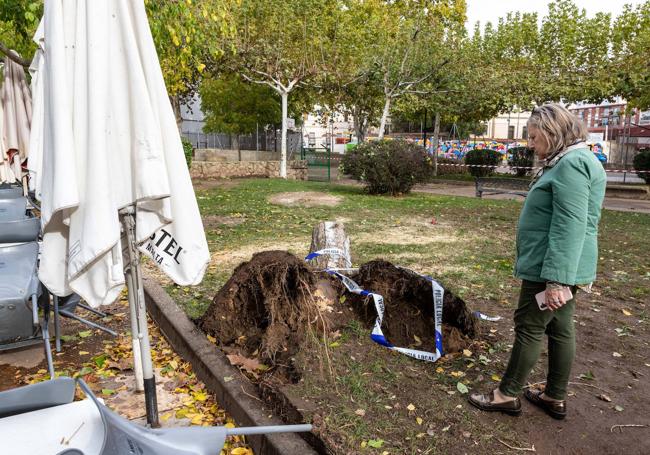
[160,178,650,454]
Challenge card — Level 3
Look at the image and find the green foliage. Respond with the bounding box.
[0,0,41,60]
[507,146,535,177]
[464,149,502,177]
[181,137,193,168]
[200,75,281,135]
[633,148,650,184]
[340,139,434,195]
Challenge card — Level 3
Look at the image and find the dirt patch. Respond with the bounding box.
[203,215,246,229]
[268,191,343,207]
[192,178,241,191]
[348,260,478,354]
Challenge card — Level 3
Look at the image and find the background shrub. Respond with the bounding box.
[464,149,501,177]
[182,137,194,168]
[507,146,535,177]
[633,148,650,184]
[341,139,434,195]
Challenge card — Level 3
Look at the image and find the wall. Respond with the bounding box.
[190,159,308,180]
[194,148,284,162]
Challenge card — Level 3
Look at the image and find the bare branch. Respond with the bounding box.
[0,41,32,68]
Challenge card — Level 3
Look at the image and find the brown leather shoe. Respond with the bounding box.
[524,389,566,420]
[468,390,521,416]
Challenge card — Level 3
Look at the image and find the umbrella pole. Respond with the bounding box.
[125,268,145,392]
[120,206,160,427]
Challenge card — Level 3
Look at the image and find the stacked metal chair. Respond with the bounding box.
[0,183,53,375]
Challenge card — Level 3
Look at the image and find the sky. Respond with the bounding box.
[465,0,646,31]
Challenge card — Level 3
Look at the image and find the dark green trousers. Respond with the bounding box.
[499,280,577,400]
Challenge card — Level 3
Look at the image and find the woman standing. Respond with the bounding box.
[468,104,607,420]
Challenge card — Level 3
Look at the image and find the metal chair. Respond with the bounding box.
[0,378,312,455]
[51,292,117,352]
[0,242,53,377]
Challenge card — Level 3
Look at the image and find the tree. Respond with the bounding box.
[200,75,281,149]
[611,2,650,110]
[0,0,41,66]
[223,0,340,178]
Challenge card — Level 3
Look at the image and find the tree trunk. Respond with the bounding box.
[280,90,289,178]
[432,112,441,176]
[352,107,367,143]
[170,95,183,131]
[378,96,391,140]
[309,221,351,271]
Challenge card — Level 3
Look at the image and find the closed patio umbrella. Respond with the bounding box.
[29,0,210,426]
[1,56,32,185]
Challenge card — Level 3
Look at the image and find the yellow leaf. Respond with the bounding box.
[191,414,204,425]
[416,417,423,425]
[413,335,422,346]
[622,309,632,316]
[207,334,217,343]
[193,391,208,402]
[225,422,235,429]
[436,367,444,373]
[406,403,416,411]
[197,63,206,73]
[79,351,90,355]
[491,374,501,382]
[360,441,367,448]
[172,35,180,47]
[450,371,465,377]
[462,349,472,357]
[231,448,251,455]
[161,412,173,422]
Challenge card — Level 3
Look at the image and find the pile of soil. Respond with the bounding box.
[198,251,330,378]
[198,253,479,382]
[349,260,478,354]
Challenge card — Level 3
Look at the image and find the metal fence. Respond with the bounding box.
[181,130,303,157]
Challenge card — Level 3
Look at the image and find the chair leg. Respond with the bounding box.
[31,294,39,326]
[53,294,61,352]
[59,310,118,336]
[77,302,107,318]
[41,297,55,380]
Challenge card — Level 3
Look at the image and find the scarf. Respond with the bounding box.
[529,141,587,189]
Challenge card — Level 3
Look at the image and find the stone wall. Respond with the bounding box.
[194,148,282,162]
[190,160,308,180]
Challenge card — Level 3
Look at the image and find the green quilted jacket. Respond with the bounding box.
[514,147,607,285]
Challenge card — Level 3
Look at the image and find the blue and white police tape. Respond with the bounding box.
[305,248,352,268]
[327,270,444,363]
[474,311,502,322]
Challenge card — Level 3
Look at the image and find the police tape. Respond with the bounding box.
[305,248,352,268]
[326,269,445,363]
[434,162,640,173]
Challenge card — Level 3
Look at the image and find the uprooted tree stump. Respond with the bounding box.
[348,260,479,354]
[308,221,351,270]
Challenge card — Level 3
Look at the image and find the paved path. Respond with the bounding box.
[334,178,650,214]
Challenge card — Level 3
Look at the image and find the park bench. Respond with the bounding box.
[475,177,530,198]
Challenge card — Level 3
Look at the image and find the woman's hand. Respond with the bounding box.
[545,283,568,311]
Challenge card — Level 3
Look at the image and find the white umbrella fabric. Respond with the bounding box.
[1,56,32,185]
[29,0,210,425]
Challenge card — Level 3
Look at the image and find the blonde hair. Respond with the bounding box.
[527,104,588,154]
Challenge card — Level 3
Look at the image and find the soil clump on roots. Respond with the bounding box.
[197,251,343,380]
[349,260,478,354]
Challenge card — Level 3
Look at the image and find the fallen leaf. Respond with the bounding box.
[614,405,624,412]
[79,351,90,355]
[226,354,267,376]
[206,334,217,344]
[78,330,92,338]
[598,394,612,402]
[406,403,416,411]
[441,425,451,432]
[613,352,622,358]
[367,439,384,448]
[231,448,252,455]
[416,417,423,425]
[463,349,472,357]
[413,335,422,346]
[457,382,469,394]
[622,309,632,316]
[462,431,471,438]
[101,389,115,395]
[491,374,501,382]
[436,367,444,373]
[355,409,366,417]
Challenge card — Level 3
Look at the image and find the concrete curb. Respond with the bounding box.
[143,276,317,455]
